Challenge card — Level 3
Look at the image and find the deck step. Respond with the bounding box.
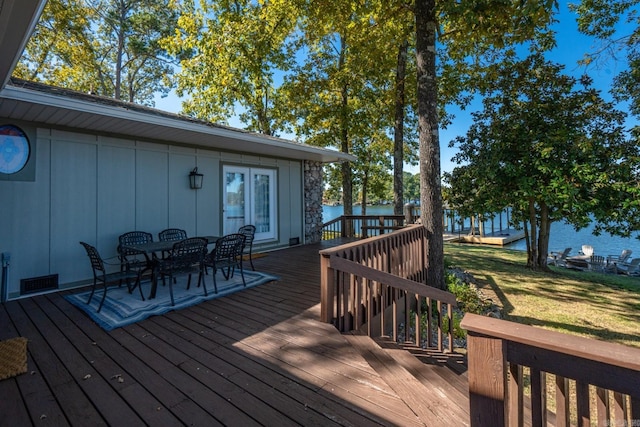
[344,332,470,427]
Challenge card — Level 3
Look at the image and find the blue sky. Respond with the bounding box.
[154,3,629,175]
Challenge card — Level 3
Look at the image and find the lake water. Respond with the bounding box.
[322,204,640,258]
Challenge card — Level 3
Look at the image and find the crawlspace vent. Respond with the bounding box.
[20,274,59,295]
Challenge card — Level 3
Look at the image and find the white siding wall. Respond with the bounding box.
[0,127,304,299]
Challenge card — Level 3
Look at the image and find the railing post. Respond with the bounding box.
[404,202,415,224]
[466,330,507,427]
[319,252,335,323]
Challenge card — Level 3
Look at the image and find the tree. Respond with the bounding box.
[411,0,558,287]
[15,0,178,105]
[444,53,638,270]
[162,0,299,134]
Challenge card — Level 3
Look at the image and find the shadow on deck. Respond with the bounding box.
[0,240,469,426]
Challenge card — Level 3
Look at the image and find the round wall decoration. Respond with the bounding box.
[0,125,31,174]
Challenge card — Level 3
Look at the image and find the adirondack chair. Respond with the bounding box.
[616,258,640,276]
[548,247,572,267]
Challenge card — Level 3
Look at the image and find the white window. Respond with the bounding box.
[222,165,277,241]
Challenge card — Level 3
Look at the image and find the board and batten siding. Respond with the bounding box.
[0,126,304,300]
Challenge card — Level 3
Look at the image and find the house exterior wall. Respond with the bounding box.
[0,125,305,300]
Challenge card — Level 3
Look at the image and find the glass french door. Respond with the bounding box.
[223,165,277,241]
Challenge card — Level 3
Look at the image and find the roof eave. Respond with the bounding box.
[0,85,355,164]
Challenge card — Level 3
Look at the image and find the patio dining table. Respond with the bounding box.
[122,235,219,299]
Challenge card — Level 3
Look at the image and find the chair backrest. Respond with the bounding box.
[590,255,605,265]
[238,225,255,245]
[560,247,571,258]
[80,241,105,274]
[213,233,246,261]
[620,249,633,263]
[159,228,187,242]
[118,231,153,257]
[168,237,207,269]
[582,245,594,256]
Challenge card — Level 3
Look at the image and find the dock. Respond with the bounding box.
[443,228,525,246]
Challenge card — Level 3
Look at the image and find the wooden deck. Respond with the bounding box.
[0,241,469,426]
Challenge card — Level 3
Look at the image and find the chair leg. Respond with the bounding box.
[135,273,145,301]
[168,274,175,306]
[86,279,97,305]
[198,269,207,296]
[98,283,108,312]
[248,249,255,271]
[238,261,246,287]
[212,268,218,294]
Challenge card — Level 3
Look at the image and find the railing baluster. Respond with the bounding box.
[576,380,590,427]
[415,295,421,347]
[404,290,410,343]
[427,296,433,348]
[447,303,453,353]
[555,375,570,427]
[437,300,443,351]
[596,387,609,426]
[508,363,524,427]
[530,367,546,427]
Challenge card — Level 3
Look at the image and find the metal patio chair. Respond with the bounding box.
[117,231,155,298]
[157,237,208,306]
[238,224,256,271]
[204,233,246,293]
[80,241,141,312]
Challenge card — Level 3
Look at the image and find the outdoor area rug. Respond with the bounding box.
[64,270,278,331]
[0,337,28,381]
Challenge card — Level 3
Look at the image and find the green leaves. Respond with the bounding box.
[445,52,639,268]
[16,0,179,105]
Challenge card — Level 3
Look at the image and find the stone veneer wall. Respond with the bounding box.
[304,160,324,243]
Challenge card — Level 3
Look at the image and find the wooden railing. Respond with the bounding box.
[321,215,406,240]
[461,313,640,427]
[319,225,458,352]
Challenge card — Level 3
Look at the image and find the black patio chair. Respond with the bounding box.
[203,233,246,293]
[159,228,187,242]
[157,237,208,306]
[117,231,154,299]
[238,224,256,271]
[158,228,188,280]
[80,241,141,312]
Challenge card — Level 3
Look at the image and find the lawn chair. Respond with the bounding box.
[606,249,632,267]
[587,255,606,273]
[616,258,640,276]
[80,241,141,312]
[548,247,572,267]
[581,245,594,256]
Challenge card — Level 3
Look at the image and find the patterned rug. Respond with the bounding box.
[64,270,278,331]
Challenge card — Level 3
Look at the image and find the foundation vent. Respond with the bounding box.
[20,274,59,295]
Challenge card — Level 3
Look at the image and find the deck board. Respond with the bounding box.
[1,241,469,426]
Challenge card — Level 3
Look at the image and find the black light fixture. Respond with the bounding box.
[189,167,203,189]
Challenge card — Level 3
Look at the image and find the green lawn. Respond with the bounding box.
[444,243,640,348]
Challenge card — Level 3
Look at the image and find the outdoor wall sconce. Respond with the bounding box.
[189,167,203,189]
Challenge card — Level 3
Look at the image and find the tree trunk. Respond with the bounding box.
[362,171,368,216]
[338,33,353,239]
[537,202,551,270]
[415,0,445,290]
[393,41,408,215]
[527,197,538,269]
[114,0,126,100]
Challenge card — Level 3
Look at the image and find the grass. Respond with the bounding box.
[444,242,640,348]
